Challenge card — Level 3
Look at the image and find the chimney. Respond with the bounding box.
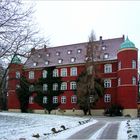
[100,36,102,41]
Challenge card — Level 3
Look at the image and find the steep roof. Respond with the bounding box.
[24,36,124,69]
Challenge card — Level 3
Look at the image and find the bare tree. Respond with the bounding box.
[0,0,48,110]
[76,30,104,115]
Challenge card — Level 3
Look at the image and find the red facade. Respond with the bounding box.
[7,36,138,114]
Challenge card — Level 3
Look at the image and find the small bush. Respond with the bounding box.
[32,133,40,138]
[104,104,123,116]
[127,130,132,133]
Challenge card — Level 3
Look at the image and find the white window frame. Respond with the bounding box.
[132,60,136,69]
[16,71,20,79]
[53,96,58,104]
[104,53,109,59]
[43,84,48,91]
[70,67,77,76]
[42,70,47,78]
[132,76,136,85]
[29,96,34,104]
[61,82,67,90]
[104,94,111,103]
[16,84,20,89]
[61,68,67,77]
[61,96,66,104]
[118,61,121,70]
[29,85,34,92]
[56,52,60,56]
[118,78,121,86]
[104,79,111,88]
[58,59,63,64]
[67,50,72,54]
[89,95,94,103]
[53,69,59,77]
[43,96,47,104]
[70,81,76,90]
[71,57,76,63]
[77,49,82,53]
[104,64,112,73]
[53,83,58,91]
[71,95,77,103]
[29,71,34,79]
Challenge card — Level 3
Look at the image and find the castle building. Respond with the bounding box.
[7,36,138,117]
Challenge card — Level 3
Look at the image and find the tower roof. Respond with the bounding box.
[11,55,21,64]
[119,37,135,50]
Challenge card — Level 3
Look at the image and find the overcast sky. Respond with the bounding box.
[33,1,140,50]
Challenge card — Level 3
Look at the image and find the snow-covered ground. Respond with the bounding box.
[0,112,140,140]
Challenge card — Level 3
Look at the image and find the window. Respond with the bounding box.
[71,95,77,103]
[46,53,50,57]
[77,49,82,53]
[132,76,136,85]
[29,85,34,92]
[56,52,60,56]
[16,71,20,79]
[53,96,58,104]
[61,96,66,104]
[61,68,67,77]
[29,96,34,104]
[70,81,76,90]
[45,61,49,65]
[42,70,47,78]
[43,96,47,104]
[67,50,72,54]
[89,95,94,103]
[53,69,59,77]
[118,78,121,86]
[16,84,20,89]
[132,60,136,69]
[104,79,111,88]
[104,64,112,73]
[38,54,41,58]
[104,53,109,59]
[102,45,106,50]
[70,67,77,76]
[43,84,48,91]
[71,57,76,63]
[58,59,63,64]
[33,62,37,66]
[61,82,67,90]
[104,94,111,103]
[53,83,58,91]
[29,71,34,79]
[118,61,121,70]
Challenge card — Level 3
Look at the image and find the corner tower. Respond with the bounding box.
[7,55,23,112]
[117,37,138,117]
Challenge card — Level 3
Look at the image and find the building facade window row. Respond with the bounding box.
[28,81,77,92]
[118,76,137,86]
[29,95,77,104]
[28,67,77,79]
[118,60,136,70]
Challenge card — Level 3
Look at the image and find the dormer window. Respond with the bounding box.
[71,57,76,63]
[33,62,37,66]
[77,49,82,53]
[58,59,63,64]
[104,53,109,59]
[56,52,60,56]
[67,50,72,54]
[45,61,49,65]
[46,53,50,57]
[38,54,41,58]
[102,45,106,51]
